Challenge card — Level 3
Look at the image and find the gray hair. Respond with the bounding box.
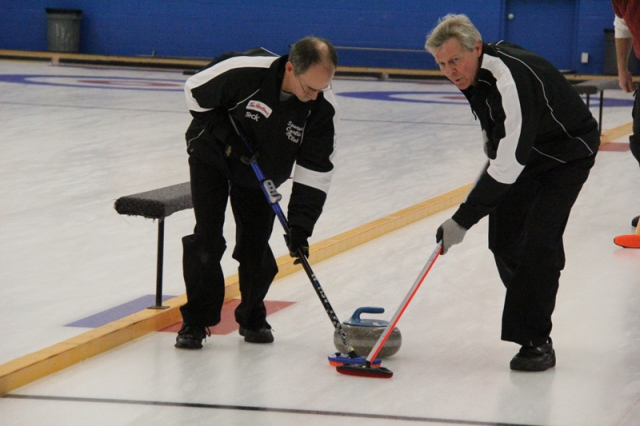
[425,14,482,54]
[289,36,338,75]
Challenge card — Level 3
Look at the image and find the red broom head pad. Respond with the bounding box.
[613,235,640,248]
[336,365,393,378]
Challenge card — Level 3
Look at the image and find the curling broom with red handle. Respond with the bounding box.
[336,243,442,378]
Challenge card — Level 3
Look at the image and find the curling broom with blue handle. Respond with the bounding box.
[228,115,379,367]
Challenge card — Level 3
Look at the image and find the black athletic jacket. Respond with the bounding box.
[452,41,599,229]
[184,50,339,236]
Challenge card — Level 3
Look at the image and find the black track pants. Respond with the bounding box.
[488,154,595,347]
[180,155,277,329]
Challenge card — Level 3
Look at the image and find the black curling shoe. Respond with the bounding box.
[510,338,556,372]
[239,324,274,343]
[175,323,210,349]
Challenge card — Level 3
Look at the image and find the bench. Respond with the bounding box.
[114,182,192,309]
[572,79,620,135]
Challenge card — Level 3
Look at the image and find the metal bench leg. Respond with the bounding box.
[598,91,604,135]
[148,218,169,309]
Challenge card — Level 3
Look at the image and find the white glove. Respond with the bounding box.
[436,218,467,255]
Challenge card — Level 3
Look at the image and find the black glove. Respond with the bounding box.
[436,218,467,255]
[209,116,255,161]
[225,132,257,163]
[285,227,309,264]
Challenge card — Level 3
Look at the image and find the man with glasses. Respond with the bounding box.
[176,37,338,349]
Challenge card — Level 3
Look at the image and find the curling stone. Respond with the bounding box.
[334,306,402,358]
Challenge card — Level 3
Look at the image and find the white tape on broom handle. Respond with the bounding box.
[366,243,442,363]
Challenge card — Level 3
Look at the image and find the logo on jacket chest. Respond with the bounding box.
[247,100,272,118]
[286,121,304,143]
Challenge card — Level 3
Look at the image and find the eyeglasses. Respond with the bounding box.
[296,73,332,96]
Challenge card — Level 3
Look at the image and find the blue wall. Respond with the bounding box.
[0,0,615,74]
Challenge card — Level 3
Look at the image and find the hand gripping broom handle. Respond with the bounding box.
[228,116,358,358]
[364,243,442,364]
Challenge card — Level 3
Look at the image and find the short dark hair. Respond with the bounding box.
[289,36,338,75]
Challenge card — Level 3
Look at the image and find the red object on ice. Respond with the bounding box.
[336,363,393,378]
[614,222,640,248]
[613,234,640,248]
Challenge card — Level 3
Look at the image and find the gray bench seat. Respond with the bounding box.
[114,182,192,309]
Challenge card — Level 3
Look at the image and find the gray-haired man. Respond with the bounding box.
[427,14,599,371]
